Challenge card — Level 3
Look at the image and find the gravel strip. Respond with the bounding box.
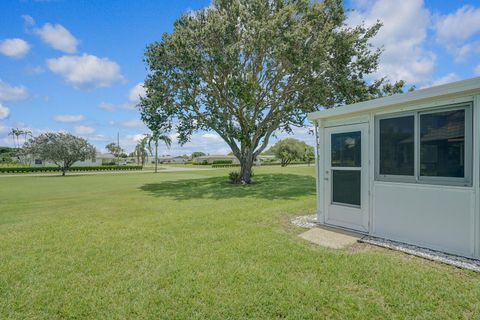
[291,214,480,272]
[360,236,480,272]
[291,214,318,229]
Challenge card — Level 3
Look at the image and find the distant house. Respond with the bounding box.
[192,154,276,165]
[29,153,120,167]
[157,156,186,164]
[192,155,240,164]
[255,154,276,165]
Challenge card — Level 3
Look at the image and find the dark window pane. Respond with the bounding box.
[379,116,415,176]
[332,170,361,206]
[420,109,465,178]
[331,131,361,167]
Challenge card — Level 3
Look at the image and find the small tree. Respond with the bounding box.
[134,139,149,166]
[269,138,311,167]
[105,142,123,165]
[145,132,172,173]
[191,151,206,159]
[23,133,96,176]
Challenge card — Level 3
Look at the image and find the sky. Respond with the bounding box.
[0,0,479,156]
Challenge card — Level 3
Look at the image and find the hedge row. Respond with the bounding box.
[212,160,233,165]
[211,162,311,168]
[0,165,143,174]
[212,164,240,168]
[192,162,210,165]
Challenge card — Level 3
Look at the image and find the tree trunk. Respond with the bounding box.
[239,152,254,184]
[154,141,158,173]
[62,168,66,176]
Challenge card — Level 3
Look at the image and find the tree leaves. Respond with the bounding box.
[140,0,406,183]
[23,133,96,175]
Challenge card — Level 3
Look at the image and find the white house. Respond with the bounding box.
[308,77,480,259]
[158,156,186,164]
[192,155,240,164]
[30,153,118,167]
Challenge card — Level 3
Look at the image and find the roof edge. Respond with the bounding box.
[308,77,480,121]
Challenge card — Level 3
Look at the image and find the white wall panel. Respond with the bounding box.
[373,182,475,257]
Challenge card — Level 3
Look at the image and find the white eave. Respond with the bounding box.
[308,77,480,121]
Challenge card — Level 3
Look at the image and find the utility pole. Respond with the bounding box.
[117,132,120,165]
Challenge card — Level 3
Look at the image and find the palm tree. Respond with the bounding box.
[146,131,172,173]
[8,128,20,148]
[134,137,149,166]
[22,130,32,144]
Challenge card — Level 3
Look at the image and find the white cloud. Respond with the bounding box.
[348,0,435,85]
[0,38,30,58]
[201,133,223,142]
[128,83,146,103]
[25,65,45,75]
[0,80,29,102]
[98,101,116,111]
[430,73,460,87]
[435,6,480,44]
[34,23,79,53]
[120,118,145,128]
[475,65,480,76]
[74,125,95,135]
[88,134,109,142]
[53,114,86,123]
[0,123,8,134]
[97,84,145,112]
[0,104,10,120]
[22,15,35,28]
[434,5,480,61]
[47,54,124,88]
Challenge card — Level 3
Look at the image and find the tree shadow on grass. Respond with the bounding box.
[139,173,316,201]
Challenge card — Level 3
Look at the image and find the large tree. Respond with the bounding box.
[141,0,403,184]
[23,133,96,176]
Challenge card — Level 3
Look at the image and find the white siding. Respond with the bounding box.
[373,182,475,257]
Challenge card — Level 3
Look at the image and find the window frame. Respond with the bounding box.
[375,102,473,187]
[375,111,417,183]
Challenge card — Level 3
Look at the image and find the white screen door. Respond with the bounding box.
[324,123,369,232]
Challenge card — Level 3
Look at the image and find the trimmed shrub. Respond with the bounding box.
[211,161,308,168]
[212,160,233,165]
[212,163,240,168]
[228,171,241,184]
[0,165,143,174]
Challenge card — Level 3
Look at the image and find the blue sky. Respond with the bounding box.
[0,0,479,155]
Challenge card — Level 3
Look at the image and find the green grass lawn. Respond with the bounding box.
[0,166,479,319]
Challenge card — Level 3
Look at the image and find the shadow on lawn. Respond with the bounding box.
[139,173,316,200]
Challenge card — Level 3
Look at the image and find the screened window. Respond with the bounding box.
[331,131,361,167]
[420,110,465,178]
[332,170,361,206]
[379,116,414,176]
[376,104,472,186]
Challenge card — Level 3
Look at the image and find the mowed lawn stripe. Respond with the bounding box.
[0,166,479,319]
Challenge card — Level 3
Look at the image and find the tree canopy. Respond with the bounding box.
[23,133,96,176]
[268,138,313,167]
[105,143,123,164]
[140,0,405,183]
[191,151,206,158]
